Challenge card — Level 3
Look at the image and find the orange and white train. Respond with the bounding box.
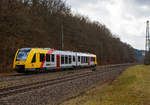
[13,48,97,73]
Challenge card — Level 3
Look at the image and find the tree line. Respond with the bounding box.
[0,0,137,72]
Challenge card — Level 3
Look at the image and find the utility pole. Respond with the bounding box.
[61,24,64,50]
[146,20,150,52]
[145,20,150,64]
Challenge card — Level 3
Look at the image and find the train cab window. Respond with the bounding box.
[61,55,64,64]
[32,54,36,63]
[73,56,75,62]
[46,54,50,62]
[69,55,71,64]
[65,55,68,64]
[78,56,80,62]
[51,54,55,62]
[40,54,45,62]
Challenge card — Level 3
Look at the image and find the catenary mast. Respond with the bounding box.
[145,20,150,64]
[146,21,150,53]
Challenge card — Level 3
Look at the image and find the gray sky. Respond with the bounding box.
[66,0,150,50]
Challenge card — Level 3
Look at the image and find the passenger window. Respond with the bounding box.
[51,54,55,62]
[73,56,75,62]
[69,55,71,64]
[78,56,80,62]
[32,54,36,63]
[81,56,83,63]
[86,57,88,63]
[61,55,64,64]
[65,55,68,64]
[84,57,86,63]
[46,54,50,62]
[91,57,94,61]
[40,54,45,62]
[93,57,95,61]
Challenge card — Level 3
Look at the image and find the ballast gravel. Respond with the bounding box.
[0,67,125,105]
[0,69,92,89]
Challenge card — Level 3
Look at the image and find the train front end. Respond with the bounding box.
[13,48,31,73]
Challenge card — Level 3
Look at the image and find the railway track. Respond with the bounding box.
[0,64,134,99]
[0,68,92,82]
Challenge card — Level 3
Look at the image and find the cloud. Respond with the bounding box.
[135,0,150,5]
[66,0,150,49]
[66,0,98,8]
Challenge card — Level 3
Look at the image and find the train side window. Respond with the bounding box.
[69,55,71,64]
[93,57,95,61]
[83,56,84,63]
[78,56,80,62]
[51,54,55,62]
[40,54,45,62]
[32,54,36,63]
[65,55,68,64]
[46,54,50,62]
[61,55,64,64]
[81,56,83,63]
[86,57,88,63]
[84,57,86,63]
[73,56,75,62]
[91,57,94,61]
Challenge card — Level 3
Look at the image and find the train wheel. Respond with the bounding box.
[92,67,96,71]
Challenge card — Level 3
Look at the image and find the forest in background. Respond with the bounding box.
[0,0,137,73]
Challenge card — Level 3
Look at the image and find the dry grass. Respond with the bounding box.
[61,65,150,105]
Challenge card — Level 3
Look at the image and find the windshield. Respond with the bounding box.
[16,49,31,61]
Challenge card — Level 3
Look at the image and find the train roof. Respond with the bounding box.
[19,48,96,56]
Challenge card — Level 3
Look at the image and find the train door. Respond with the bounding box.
[88,56,90,67]
[31,53,37,68]
[56,54,60,70]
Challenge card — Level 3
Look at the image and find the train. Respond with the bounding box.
[13,48,97,73]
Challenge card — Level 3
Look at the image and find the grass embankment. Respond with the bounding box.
[61,65,150,105]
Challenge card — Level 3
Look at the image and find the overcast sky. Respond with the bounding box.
[65,0,150,50]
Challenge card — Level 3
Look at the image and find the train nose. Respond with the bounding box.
[16,61,25,65]
[15,65,25,73]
